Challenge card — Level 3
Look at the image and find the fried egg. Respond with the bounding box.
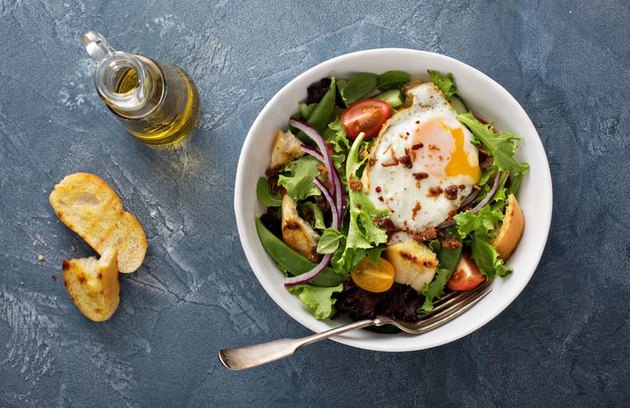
[364,82,480,239]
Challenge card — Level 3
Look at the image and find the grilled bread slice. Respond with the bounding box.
[281,194,320,261]
[49,173,147,273]
[62,248,120,322]
[269,130,304,170]
[493,194,525,260]
[385,240,438,292]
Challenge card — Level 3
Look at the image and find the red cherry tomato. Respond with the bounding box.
[447,254,486,291]
[341,99,392,140]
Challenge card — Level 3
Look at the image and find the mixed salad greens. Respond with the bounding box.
[256,70,528,323]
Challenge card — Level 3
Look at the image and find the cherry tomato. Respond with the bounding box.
[447,254,486,291]
[341,99,392,140]
[351,257,395,293]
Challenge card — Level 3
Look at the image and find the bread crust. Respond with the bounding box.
[493,194,525,260]
[50,173,147,273]
[62,248,120,321]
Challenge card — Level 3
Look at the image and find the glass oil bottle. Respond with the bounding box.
[82,31,200,146]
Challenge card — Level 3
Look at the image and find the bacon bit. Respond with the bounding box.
[369,157,377,166]
[428,186,443,197]
[459,184,466,190]
[444,185,459,200]
[413,172,429,180]
[317,195,330,212]
[412,143,424,150]
[375,186,382,193]
[265,167,279,177]
[414,227,438,242]
[415,120,420,124]
[382,160,399,167]
[376,218,398,232]
[376,217,400,241]
[480,155,494,170]
[317,163,328,178]
[411,201,422,220]
[428,144,440,151]
[399,155,412,168]
[440,236,462,249]
[348,179,363,191]
[381,146,399,167]
[378,196,384,202]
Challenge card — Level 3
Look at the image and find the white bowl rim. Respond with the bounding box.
[234,48,553,352]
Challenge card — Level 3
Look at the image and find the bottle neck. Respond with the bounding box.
[94,52,153,114]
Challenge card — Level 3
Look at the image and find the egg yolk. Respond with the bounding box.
[444,125,481,182]
[412,118,480,182]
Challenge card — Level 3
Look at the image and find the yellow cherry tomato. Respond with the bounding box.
[351,257,395,293]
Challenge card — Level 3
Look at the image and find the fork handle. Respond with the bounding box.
[219,319,374,370]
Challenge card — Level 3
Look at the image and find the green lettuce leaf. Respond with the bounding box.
[418,268,451,313]
[454,205,504,239]
[428,70,459,99]
[331,245,385,275]
[454,206,511,279]
[326,119,350,181]
[288,283,343,320]
[277,156,321,200]
[300,201,325,230]
[317,228,342,254]
[256,177,282,207]
[329,133,389,274]
[457,113,529,175]
[345,133,388,250]
[470,231,511,279]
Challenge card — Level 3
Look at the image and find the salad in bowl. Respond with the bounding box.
[256,69,528,322]
[235,49,552,351]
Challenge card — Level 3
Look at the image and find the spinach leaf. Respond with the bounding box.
[377,71,411,91]
[340,73,378,106]
[256,177,282,207]
[307,77,337,132]
[317,228,342,254]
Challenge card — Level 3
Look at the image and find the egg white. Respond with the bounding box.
[364,83,480,238]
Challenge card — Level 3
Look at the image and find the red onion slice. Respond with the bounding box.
[471,171,502,214]
[300,145,324,162]
[313,177,339,229]
[437,172,501,229]
[290,119,343,221]
[284,253,333,287]
[459,188,481,209]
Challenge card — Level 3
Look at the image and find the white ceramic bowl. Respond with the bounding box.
[234,49,552,352]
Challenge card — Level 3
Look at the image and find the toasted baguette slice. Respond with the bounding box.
[269,130,304,170]
[49,173,147,273]
[493,194,525,260]
[281,194,320,261]
[62,248,120,322]
[385,240,437,292]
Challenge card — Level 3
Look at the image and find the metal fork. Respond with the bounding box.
[219,282,492,370]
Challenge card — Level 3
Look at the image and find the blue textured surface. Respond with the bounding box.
[1,1,629,406]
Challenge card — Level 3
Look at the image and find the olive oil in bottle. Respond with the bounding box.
[82,31,199,146]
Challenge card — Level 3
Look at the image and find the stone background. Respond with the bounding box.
[0,0,628,406]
